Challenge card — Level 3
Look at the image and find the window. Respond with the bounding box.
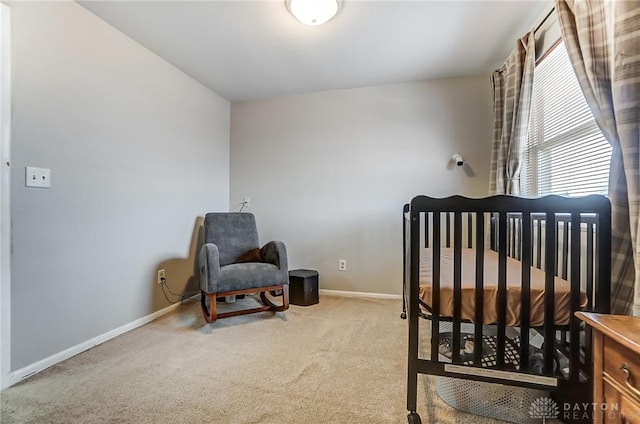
[521,41,611,197]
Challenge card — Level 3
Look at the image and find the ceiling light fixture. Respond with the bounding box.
[286,0,342,26]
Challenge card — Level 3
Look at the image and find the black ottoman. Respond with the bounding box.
[289,269,319,306]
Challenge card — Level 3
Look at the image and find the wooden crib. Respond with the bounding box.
[402,195,611,424]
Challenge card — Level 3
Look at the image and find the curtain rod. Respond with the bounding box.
[534,6,555,34]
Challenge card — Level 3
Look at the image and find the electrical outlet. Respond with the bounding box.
[243,196,251,208]
[157,269,166,285]
[338,259,346,271]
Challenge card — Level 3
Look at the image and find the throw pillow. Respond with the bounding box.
[235,248,263,263]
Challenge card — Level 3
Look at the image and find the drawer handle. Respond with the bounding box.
[620,364,640,398]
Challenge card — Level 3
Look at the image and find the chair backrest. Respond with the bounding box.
[204,213,260,266]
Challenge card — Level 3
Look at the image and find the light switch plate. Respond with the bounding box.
[25,166,51,188]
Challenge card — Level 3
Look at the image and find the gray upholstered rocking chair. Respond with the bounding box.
[198,212,289,323]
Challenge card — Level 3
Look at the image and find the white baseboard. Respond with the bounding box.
[7,300,189,387]
[319,289,402,300]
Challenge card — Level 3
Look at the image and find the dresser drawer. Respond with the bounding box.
[604,337,640,402]
[621,393,640,424]
[604,381,623,424]
[605,380,640,424]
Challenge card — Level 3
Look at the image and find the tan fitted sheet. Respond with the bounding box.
[418,248,587,327]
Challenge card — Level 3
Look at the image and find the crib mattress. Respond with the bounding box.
[418,248,587,327]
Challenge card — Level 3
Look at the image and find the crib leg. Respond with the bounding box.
[407,412,422,424]
[407,359,420,422]
[401,281,407,319]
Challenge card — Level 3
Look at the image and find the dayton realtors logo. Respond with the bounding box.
[530,397,629,421]
[529,397,560,423]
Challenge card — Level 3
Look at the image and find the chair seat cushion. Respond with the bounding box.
[217,262,288,293]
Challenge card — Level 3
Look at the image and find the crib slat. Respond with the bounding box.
[562,217,569,280]
[424,211,430,249]
[570,213,581,380]
[497,212,507,369]
[507,214,515,257]
[516,216,521,260]
[531,217,536,268]
[520,213,531,372]
[431,212,441,362]
[446,212,451,248]
[467,213,473,248]
[490,214,497,251]
[544,212,556,375]
[536,217,542,269]
[452,212,463,364]
[587,222,594,311]
[474,213,485,366]
[512,216,516,258]
[556,220,561,277]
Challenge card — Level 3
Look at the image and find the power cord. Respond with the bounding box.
[160,277,200,305]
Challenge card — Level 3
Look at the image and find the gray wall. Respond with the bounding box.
[10,2,230,370]
[230,78,492,295]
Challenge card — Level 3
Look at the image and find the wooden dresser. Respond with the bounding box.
[577,313,640,424]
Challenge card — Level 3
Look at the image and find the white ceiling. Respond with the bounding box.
[79,0,549,102]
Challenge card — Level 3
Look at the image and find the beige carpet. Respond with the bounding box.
[0,295,507,424]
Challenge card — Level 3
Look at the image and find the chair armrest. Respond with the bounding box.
[261,241,288,276]
[199,243,221,293]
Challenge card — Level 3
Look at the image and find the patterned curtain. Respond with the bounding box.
[489,31,536,195]
[556,0,640,315]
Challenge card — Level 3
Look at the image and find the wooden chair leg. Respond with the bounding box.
[201,292,217,323]
[281,284,290,311]
[260,285,289,312]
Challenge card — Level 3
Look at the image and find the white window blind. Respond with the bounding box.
[521,41,611,197]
